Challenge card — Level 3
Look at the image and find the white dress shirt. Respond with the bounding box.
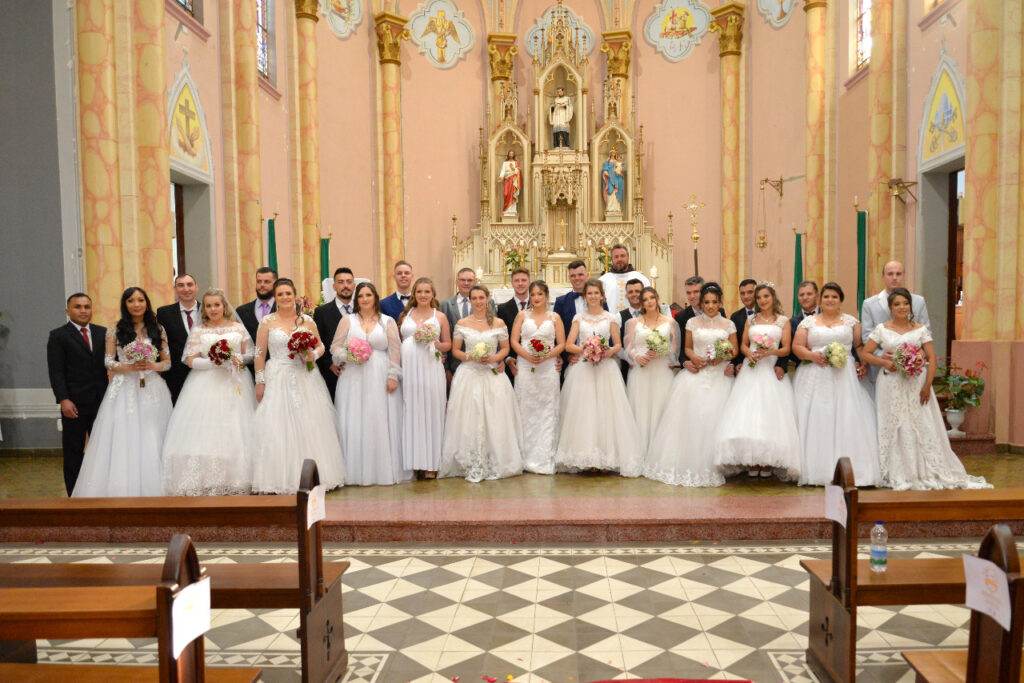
[335,298,353,316]
[179,303,199,331]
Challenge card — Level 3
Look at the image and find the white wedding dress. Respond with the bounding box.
[73,328,172,497]
[712,316,801,481]
[869,324,990,490]
[645,314,735,487]
[332,314,410,486]
[793,314,881,486]
[440,325,524,482]
[515,312,560,474]
[399,312,447,472]
[555,311,644,476]
[624,317,680,452]
[251,317,345,493]
[162,323,256,495]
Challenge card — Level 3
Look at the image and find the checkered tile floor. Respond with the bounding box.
[0,541,985,682]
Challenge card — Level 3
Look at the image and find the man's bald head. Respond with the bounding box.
[882,261,905,293]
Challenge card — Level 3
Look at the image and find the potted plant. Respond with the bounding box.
[933,359,987,437]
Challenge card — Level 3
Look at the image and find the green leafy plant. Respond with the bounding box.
[504,250,524,272]
[595,241,610,273]
[933,358,987,411]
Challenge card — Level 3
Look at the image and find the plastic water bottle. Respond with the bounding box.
[870,521,888,573]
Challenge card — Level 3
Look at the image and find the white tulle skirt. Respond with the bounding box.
[626,356,675,453]
[515,357,560,474]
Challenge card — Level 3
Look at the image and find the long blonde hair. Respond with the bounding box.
[200,287,236,323]
[469,284,495,325]
[398,277,440,326]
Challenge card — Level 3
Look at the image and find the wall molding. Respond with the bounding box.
[0,389,60,419]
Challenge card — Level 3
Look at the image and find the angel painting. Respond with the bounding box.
[420,10,460,63]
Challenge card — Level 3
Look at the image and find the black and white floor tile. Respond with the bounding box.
[1,541,981,682]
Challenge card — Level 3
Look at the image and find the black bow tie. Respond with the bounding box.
[400,295,410,302]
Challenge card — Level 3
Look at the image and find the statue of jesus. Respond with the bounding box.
[549,86,573,148]
[498,149,521,218]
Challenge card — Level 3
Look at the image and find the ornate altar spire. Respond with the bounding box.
[540,0,585,68]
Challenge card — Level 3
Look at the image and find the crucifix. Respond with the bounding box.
[557,217,568,251]
[178,99,197,140]
[683,194,705,276]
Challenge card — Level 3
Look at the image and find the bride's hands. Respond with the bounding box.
[810,351,827,367]
[635,352,651,367]
[255,384,265,402]
[919,383,931,405]
[386,378,398,394]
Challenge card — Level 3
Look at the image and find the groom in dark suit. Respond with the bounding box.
[156,274,199,404]
[673,275,725,373]
[728,279,757,375]
[235,267,277,376]
[617,278,644,382]
[497,268,531,383]
[313,267,355,399]
[47,293,108,495]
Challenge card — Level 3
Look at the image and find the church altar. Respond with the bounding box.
[451,0,673,300]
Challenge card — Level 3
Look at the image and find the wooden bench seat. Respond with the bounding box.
[801,557,981,607]
[0,662,260,682]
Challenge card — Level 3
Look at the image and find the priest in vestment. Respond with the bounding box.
[549,86,573,148]
[599,244,650,312]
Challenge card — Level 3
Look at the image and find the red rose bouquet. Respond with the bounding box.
[287,330,318,371]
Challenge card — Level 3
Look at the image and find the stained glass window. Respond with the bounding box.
[256,0,271,79]
[175,0,194,14]
[855,0,872,71]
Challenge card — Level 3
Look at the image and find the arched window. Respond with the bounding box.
[854,0,872,71]
[256,0,273,81]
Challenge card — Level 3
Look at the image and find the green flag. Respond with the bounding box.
[320,237,330,282]
[792,232,803,315]
[856,210,867,313]
[267,218,278,272]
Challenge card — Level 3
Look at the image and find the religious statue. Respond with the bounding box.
[549,86,573,148]
[601,149,625,216]
[499,149,521,218]
[421,10,460,64]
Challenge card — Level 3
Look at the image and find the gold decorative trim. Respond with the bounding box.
[803,0,827,11]
[600,39,631,78]
[710,3,745,58]
[487,34,519,81]
[374,12,410,65]
[295,0,319,22]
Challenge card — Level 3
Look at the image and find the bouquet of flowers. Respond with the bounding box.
[208,338,237,367]
[344,338,372,365]
[287,330,318,371]
[748,333,777,368]
[296,296,316,318]
[124,339,157,387]
[581,336,609,363]
[893,342,925,378]
[468,340,500,374]
[413,323,442,360]
[527,337,552,372]
[824,341,848,369]
[707,338,732,362]
[646,330,670,357]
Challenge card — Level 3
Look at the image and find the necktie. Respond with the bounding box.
[80,326,91,350]
[460,298,469,318]
[185,309,193,330]
[343,304,351,315]
[633,309,640,318]
[519,300,526,311]
[260,301,268,319]
[747,309,755,318]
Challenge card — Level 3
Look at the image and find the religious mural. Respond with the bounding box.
[922,68,965,165]
[756,0,797,29]
[408,0,475,68]
[643,0,712,62]
[524,4,596,60]
[322,0,363,40]
[167,59,211,180]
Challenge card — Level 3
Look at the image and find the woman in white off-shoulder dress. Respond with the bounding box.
[397,278,451,479]
[251,278,345,493]
[712,283,801,481]
[510,280,565,474]
[861,287,989,490]
[792,282,880,487]
[555,279,644,476]
[332,282,410,486]
[624,287,679,453]
[163,288,256,495]
[645,282,736,487]
[440,284,524,482]
[73,287,172,497]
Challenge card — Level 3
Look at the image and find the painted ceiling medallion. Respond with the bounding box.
[643,0,712,62]
[757,0,797,29]
[321,0,363,40]
[409,0,475,69]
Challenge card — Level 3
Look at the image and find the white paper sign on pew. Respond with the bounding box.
[962,554,1012,631]
[824,485,847,528]
[172,576,211,658]
[307,484,327,529]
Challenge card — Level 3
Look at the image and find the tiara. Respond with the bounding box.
[758,281,776,290]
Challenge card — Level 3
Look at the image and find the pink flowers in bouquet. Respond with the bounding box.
[581,336,608,363]
[748,333,777,367]
[413,323,442,360]
[345,338,372,365]
[893,342,925,378]
[124,339,157,387]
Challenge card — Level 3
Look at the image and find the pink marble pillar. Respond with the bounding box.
[296,0,322,302]
[803,0,827,287]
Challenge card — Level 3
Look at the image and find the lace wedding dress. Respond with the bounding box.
[162,322,256,495]
[793,314,880,486]
[399,312,447,472]
[73,328,172,497]
[515,313,560,474]
[869,324,989,490]
[439,325,524,482]
[624,316,680,452]
[644,313,735,487]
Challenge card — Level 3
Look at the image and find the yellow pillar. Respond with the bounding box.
[710,3,745,313]
[804,0,827,287]
[296,0,322,302]
[219,0,263,304]
[374,12,410,287]
[74,0,123,325]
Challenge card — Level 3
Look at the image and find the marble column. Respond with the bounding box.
[710,3,745,313]
[374,12,410,287]
[803,0,827,287]
[219,0,263,304]
[74,0,123,324]
[295,0,322,302]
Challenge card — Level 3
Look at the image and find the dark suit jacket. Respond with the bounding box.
[497,297,528,382]
[729,308,754,367]
[313,300,347,399]
[380,293,410,321]
[156,303,197,401]
[236,299,276,376]
[784,308,821,371]
[618,308,636,382]
[47,322,108,408]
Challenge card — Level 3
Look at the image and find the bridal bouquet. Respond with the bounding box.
[124,339,157,387]
[287,330,318,371]
[646,330,670,357]
[527,337,552,372]
[748,333,777,368]
[824,341,848,369]
[581,336,609,363]
[893,342,925,378]
[708,338,732,362]
[344,338,372,365]
[468,340,500,374]
[208,338,237,367]
[413,323,442,360]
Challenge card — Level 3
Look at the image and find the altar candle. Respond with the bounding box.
[650,265,658,279]
[475,267,484,280]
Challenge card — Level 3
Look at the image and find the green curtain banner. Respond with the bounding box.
[856,210,867,313]
[792,232,803,315]
[320,237,330,283]
[267,218,278,272]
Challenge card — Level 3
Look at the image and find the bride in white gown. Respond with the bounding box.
[645,283,736,487]
[711,283,801,481]
[73,287,172,497]
[861,287,989,490]
[792,282,881,487]
[555,279,644,476]
[510,280,565,474]
[163,288,256,495]
[251,278,345,493]
[624,287,679,453]
[440,284,524,482]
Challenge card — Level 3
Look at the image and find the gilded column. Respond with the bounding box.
[487,32,518,121]
[296,0,322,301]
[804,0,827,287]
[710,3,745,313]
[600,29,632,129]
[132,0,173,303]
[74,0,123,324]
[374,12,410,286]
